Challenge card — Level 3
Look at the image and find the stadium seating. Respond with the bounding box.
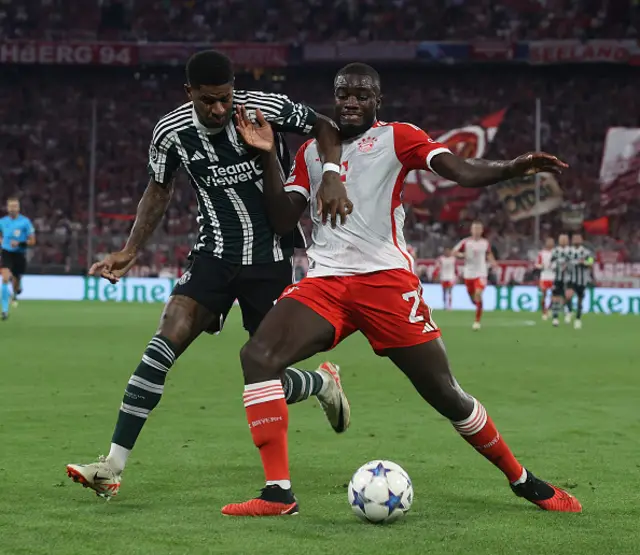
[1,0,638,41]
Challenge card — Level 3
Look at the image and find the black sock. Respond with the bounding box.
[551,300,560,319]
[565,298,573,313]
[283,367,325,404]
[112,335,176,449]
[576,295,583,320]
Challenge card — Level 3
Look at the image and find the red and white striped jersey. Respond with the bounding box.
[454,237,491,279]
[537,249,555,281]
[284,121,450,277]
[437,255,457,281]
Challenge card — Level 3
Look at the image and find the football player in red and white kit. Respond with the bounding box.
[435,247,457,310]
[224,63,580,516]
[536,237,555,320]
[452,222,497,330]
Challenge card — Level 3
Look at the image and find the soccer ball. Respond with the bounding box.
[348,460,413,524]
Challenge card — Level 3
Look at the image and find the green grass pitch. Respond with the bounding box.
[1,302,639,555]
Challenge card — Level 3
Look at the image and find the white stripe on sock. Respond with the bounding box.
[452,399,488,436]
[128,375,164,394]
[149,337,175,363]
[142,354,169,373]
[120,403,150,419]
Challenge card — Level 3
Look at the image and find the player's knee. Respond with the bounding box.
[240,339,285,384]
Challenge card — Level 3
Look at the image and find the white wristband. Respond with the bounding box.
[322,162,341,175]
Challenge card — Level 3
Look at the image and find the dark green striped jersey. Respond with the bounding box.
[566,245,594,286]
[550,245,571,282]
[147,91,317,265]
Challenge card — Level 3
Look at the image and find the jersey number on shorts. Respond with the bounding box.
[402,290,437,332]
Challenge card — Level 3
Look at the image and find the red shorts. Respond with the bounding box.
[441,280,455,289]
[539,280,553,290]
[279,269,441,354]
[464,277,487,297]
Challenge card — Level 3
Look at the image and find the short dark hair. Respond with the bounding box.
[335,62,381,90]
[186,50,234,88]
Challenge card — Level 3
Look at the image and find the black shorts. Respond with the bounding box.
[568,283,586,297]
[172,255,292,336]
[1,250,27,278]
[552,280,565,297]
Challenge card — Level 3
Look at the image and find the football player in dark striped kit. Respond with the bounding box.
[550,233,571,327]
[66,50,353,499]
[566,234,594,330]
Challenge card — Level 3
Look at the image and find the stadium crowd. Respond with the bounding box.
[1,0,639,42]
[1,62,638,273]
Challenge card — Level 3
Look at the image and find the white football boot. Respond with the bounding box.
[66,456,121,499]
[564,312,572,324]
[472,321,481,331]
[574,319,582,330]
[316,362,351,433]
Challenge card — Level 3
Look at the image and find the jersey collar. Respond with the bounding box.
[191,104,226,136]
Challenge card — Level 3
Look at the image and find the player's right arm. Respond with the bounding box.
[89,123,180,283]
[451,240,466,259]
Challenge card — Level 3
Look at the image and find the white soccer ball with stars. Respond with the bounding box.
[348,460,413,524]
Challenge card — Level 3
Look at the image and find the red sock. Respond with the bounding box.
[452,399,524,483]
[475,300,483,322]
[243,380,290,482]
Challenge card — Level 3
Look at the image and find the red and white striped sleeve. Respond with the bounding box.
[283,140,313,202]
[391,122,451,172]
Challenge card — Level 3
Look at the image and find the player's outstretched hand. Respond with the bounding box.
[234,106,274,152]
[317,171,353,228]
[89,250,137,284]
[509,152,568,177]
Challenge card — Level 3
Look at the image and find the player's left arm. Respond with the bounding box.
[252,91,350,227]
[25,219,36,247]
[392,122,568,188]
[582,248,595,267]
[487,248,499,270]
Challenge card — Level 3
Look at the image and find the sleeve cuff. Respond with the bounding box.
[426,147,452,172]
[284,185,310,200]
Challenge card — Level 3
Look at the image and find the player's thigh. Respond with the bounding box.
[552,281,564,299]
[11,253,26,282]
[162,255,236,353]
[241,279,351,382]
[1,251,12,282]
[353,269,440,355]
[386,338,472,421]
[234,260,293,336]
[464,279,476,298]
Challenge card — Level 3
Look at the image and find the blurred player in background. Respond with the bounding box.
[222,63,580,517]
[550,233,571,327]
[566,234,594,330]
[535,237,555,320]
[0,197,36,320]
[435,247,456,310]
[453,221,497,330]
[66,50,351,499]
